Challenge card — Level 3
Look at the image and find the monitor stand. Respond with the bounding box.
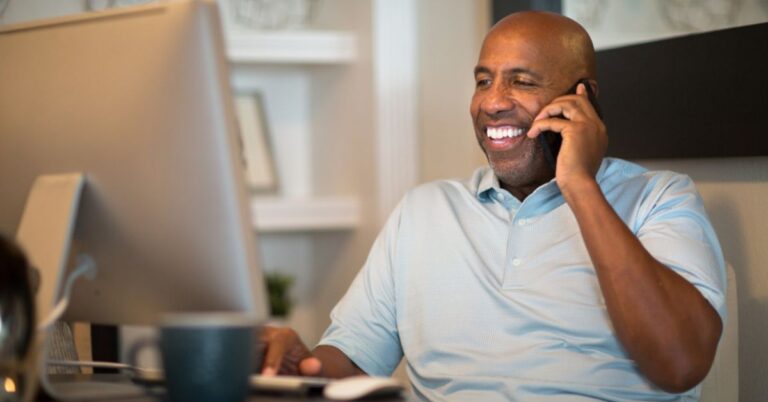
[14,173,85,399]
[16,173,85,341]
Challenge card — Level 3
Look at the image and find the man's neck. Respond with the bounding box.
[500,175,552,202]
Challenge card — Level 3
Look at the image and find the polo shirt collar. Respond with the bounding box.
[476,167,501,203]
[474,159,610,205]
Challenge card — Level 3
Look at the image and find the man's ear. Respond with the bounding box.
[587,79,599,98]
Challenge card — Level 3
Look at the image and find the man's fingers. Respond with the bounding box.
[527,118,570,138]
[534,88,596,123]
[576,82,587,96]
[299,357,323,376]
[533,101,571,122]
[259,326,316,376]
[261,333,287,376]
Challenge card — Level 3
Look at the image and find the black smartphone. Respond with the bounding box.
[538,78,602,173]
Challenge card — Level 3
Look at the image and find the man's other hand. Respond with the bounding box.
[259,326,322,376]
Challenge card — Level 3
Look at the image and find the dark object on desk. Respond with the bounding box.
[596,22,768,159]
[250,374,330,395]
[91,325,119,374]
[0,235,35,366]
[0,235,36,402]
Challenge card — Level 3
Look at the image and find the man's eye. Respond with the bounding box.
[476,79,491,88]
[514,80,535,87]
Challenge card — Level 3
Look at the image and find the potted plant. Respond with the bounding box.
[265,271,295,319]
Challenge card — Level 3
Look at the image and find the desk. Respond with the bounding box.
[38,374,414,402]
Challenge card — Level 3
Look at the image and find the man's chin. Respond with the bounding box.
[488,155,527,175]
[488,153,550,187]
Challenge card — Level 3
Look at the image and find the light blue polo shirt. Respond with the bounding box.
[318,158,726,401]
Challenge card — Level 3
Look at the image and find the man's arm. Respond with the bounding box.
[260,202,405,380]
[560,177,721,392]
[528,83,722,392]
[312,345,367,378]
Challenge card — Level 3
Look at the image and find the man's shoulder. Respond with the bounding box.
[401,168,486,207]
[600,158,701,219]
[601,157,693,191]
[403,178,469,202]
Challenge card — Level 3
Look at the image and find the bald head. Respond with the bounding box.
[485,11,596,80]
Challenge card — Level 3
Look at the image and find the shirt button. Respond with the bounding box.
[495,193,504,201]
[517,218,526,226]
[512,258,522,267]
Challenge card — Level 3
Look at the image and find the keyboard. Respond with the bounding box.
[250,374,331,393]
[132,368,331,393]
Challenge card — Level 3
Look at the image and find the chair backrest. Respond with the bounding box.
[699,263,739,402]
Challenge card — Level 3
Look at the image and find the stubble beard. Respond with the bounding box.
[484,141,552,193]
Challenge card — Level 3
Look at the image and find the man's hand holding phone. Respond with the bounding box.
[526,81,607,194]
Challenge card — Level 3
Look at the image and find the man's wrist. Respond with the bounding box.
[559,175,601,205]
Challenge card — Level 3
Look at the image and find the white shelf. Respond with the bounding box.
[251,196,360,232]
[226,30,357,64]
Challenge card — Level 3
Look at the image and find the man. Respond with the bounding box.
[260,11,726,401]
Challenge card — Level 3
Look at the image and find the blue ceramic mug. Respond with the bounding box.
[158,313,258,402]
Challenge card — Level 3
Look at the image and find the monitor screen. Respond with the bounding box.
[0,0,268,325]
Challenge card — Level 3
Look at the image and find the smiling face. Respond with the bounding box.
[470,12,594,197]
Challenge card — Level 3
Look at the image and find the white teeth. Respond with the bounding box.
[486,126,523,140]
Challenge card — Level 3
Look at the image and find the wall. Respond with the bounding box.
[417,0,489,184]
[306,0,376,343]
[0,0,80,23]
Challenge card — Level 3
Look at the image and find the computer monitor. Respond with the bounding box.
[0,0,268,326]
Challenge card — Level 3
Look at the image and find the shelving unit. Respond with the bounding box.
[251,196,360,232]
[224,29,361,232]
[227,30,357,64]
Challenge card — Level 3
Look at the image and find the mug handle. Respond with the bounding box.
[125,336,164,385]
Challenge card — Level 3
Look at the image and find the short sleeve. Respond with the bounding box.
[635,173,727,321]
[316,202,404,376]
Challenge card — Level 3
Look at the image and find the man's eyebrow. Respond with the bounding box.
[473,66,543,80]
[474,66,491,76]
[506,68,543,80]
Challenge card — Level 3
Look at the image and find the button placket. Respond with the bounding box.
[504,214,529,289]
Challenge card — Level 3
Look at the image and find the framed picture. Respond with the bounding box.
[234,93,278,192]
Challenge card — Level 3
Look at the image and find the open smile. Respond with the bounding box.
[483,125,528,151]
[487,125,525,139]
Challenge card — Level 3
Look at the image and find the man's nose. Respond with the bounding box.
[481,85,516,116]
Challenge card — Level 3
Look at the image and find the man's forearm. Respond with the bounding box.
[560,177,722,392]
[313,345,367,378]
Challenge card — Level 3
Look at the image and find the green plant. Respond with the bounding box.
[265,272,295,317]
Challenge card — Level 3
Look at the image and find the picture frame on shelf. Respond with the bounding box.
[234,93,278,192]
